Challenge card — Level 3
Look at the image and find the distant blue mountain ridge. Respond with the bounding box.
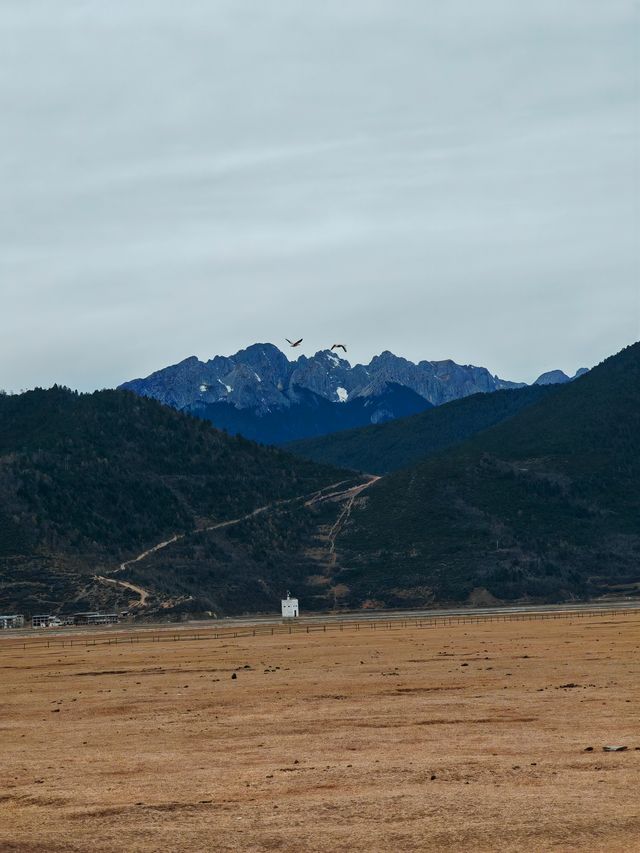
[118,343,588,444]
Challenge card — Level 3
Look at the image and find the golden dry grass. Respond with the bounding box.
[1,615,639,852]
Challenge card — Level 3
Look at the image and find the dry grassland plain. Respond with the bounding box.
[1,614,639,852]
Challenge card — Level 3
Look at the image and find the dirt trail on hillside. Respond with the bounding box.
[304,474,380,508]
[323,476,380,561]
[117,536,181,573]
[102,476,379,608]
[94,576,150,607]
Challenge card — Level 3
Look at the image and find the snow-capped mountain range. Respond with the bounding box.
[118,344,588,445]
[120,343,526,411]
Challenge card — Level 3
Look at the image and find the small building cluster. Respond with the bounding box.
[30,612,120,629]
[0,614,24,630]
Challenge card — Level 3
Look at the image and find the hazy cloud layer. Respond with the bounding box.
[1,0,638,390]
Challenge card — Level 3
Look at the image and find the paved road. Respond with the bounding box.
[197,599,640,629]
[4,598,639,641]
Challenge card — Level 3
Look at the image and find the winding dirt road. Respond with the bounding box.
[95,475,380,609]
[94,575,150,607]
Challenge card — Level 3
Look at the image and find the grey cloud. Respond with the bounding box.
[1,0,638,391]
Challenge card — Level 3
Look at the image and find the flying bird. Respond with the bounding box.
[331,344,347,353]
[286,338,303,348]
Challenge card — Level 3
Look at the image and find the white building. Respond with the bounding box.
[73,612,119,625]
[0,615,24,630]
[31,615,62,628]
[281,593,299,619]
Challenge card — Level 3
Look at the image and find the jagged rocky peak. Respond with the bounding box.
[224,343,290,381]
[370,350,409,365]
[119,354,211,410]
[119,343,530,414]
[290,350,362,403]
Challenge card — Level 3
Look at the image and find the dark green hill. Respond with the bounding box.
[333,343,640,606]
[287,384,555,474]
[0,387,351,614]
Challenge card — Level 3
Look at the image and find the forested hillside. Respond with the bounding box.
[288,384,555,473]
[333,343,640,606]
[0,387,349,614]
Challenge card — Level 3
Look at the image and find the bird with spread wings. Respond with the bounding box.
[286,338,303,348]
[331,343,347,353]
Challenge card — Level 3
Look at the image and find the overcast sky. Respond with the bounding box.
[1,1,638,391]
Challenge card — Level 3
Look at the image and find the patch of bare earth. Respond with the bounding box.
[1,615,639,851]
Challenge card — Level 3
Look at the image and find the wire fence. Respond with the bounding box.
[0,606,637,653]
